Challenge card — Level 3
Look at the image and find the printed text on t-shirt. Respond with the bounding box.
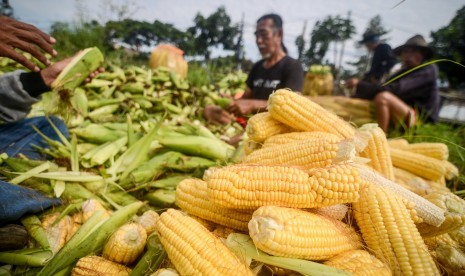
[253,79,281,89]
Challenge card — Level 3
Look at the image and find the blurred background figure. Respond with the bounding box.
[358,31,398,85]
[346,35,439,133]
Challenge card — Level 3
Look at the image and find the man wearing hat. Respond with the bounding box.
[359,31,398,84]
[346,34,440,133]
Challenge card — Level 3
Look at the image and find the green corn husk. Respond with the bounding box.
[21,215,50,250]
[51,47,104,91]
[81,136,127,168]
[16,171,103,183]
[87,98,121,109]
[0,249,53,267]
[174,122,218,140]
[3,158,46,172]
[70,124,125,144]
[106,124,160,180]
[226,233,349,276]
[103,191,140,207]
[70,87,88,117]
[123,151,183,186]
[87,104,120,120]
[130,232,166,276]
[9,162,52,185]
[61,183,107,207]
[131,174,191,192]
[156,135,234,161]
[163,156,216,172]
[38,201,143,276]
[145,189,176,207]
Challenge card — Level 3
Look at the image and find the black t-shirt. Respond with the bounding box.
[246,56,304,100]
[366,43,397,82]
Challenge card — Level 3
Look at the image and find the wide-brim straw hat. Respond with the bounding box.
[393,35,434,60]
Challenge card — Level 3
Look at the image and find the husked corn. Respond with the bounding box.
[175,178,252,231]
[324,250,391,276]
[248,206,362,260]
[71,255,131,275]
[206,163,360,210]
[268,89,355,139]
[155,209,253,275]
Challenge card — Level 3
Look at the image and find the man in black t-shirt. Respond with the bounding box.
[204,14,303,123]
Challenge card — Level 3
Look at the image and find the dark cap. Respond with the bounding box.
[393,35,434,60]
[359,31,380,44]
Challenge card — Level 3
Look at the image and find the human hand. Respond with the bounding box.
[345,78,359,89]
[0,16,57,72]
[40,53,105,88]
[227,99,256,116]
[203,105,234,125]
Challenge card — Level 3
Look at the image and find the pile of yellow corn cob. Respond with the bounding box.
[1,52,464,275]
[162,89,463,275]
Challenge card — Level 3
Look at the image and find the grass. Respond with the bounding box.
[389,122,465,192]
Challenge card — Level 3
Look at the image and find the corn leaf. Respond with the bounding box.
[226,233,349,276]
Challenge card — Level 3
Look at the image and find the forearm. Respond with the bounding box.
[0,71,48,123]
[353,81,382,100]
[248,99,268,114]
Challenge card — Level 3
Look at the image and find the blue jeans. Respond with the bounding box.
[0,116,69,160]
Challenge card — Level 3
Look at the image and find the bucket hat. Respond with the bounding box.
[393,35,433,60]
[358,31,380,44]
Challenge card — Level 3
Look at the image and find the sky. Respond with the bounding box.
[10,0,464,68]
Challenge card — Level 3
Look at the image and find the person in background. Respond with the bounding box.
[346,35,440,133]
[359,31,398,84]
[204,13,304,124]
[0,16,102,230]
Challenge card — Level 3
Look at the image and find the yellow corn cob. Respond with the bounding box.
[66,212,83,242]
[393,167,432,196]
[81,198,111,222]
[135,210,159,235]
[243,138,262,155]
[249,205,362,260]
[243,136,355,170]
[354,164,445,227]
[42,213,72,253]
[450,226,465,246]
[390,148,446,181]
[424,233,458,249]
[424,234,465,276]
[155,209,253,275]
[246,111,293,143]
[323,250,391,276]
[175,178,252,231]
[352,183,440,275]
[389,142,449,160]
[206,163,360,210]
[150,268,179,276]
[417,190,465,238]
[442,159,459,180]
[309,204,349,221]
[212,225,236,239]
[262,131,340,148]
[71,255,132,276]
[427,179,451,194]
[357,123,395,180]
[386,138,409,148]
[102,223,147,265]
[268,89,355,139]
